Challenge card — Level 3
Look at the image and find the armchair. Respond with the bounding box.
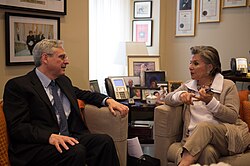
[0,100,128,166]
[154,90,250,166]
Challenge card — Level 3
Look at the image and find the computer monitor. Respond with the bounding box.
[145,71,166,88]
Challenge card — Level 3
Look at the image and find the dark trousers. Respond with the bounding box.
[29,133,120,166]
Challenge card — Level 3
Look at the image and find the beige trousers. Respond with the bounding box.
[182,122,229,164]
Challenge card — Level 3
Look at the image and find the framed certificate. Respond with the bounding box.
[223,0,247,8]
[176,0,196,37]
[199,0,221,23]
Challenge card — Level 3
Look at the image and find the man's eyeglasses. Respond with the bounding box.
[46,53,67,61]
[58,54,68,61]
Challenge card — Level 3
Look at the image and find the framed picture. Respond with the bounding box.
[122,76,141,87]
[89,80,100,93]
[144,71,166,88]
[132,20,153,47]
[134,1,152,19]
[130,87,142,99]
[175,0,196,36]
[223,0,247,8]
[128,56,160,76]
[0,0,66,15]
[5,12,60,66]
[168,81,182,92]
[141,88,159,101]
[199,0,221,23]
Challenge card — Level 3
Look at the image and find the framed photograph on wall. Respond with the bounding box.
[128,56,160,76]
[199,0,221,23]
[0,0,66,15]
[134,1,152,19]
[223,0,247,8]
[175,0,196,36]
[5,12,60,66]
[132,20,153,46]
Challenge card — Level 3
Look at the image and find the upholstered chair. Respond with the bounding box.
[154,90,250,166]
[0,100,128,166]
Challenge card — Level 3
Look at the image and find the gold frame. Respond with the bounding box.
[128,56,160,76]
[168,81,182,92]
[223,0,247,8]
[199,0,221,23]
[175,0,196,37]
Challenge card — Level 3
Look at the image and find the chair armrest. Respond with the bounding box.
[83,104,128,141]
[154,104,183,166]
[83,104,128,166]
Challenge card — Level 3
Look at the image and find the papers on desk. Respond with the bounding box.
[131,120,154,128]
[127,137,143,158]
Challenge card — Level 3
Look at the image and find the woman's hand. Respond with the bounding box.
[179,92,196,105]
[197,87,213,104]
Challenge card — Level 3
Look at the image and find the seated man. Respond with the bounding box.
[3,39,129,166]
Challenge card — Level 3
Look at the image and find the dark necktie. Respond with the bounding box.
[50,81,69,136]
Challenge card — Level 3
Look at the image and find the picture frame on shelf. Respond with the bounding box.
[130,87,142,100]
[175,0,196,37]
[168,81,182,92]
[128,56,160,77]
[199,0,221,23]
[89,80,100,93]
[134,1,152,19]
[141,88,159,101]
[5,12,60,66]
[144,71,166,88]
[132,20,153,47]
[0,0,66,15]
[122,76,141,87]
[223,0,247,8]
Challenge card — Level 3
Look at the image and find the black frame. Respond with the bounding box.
[89,80,100,93]
[134,1,152,19]
[144,71,166,88]
[5,12,60,66]
[0,0,66,15]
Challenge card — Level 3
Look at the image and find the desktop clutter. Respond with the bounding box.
[104,71,172,166]
[230,57,249,76]
[104,70,171,106]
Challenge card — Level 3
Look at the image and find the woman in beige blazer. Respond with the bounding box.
[165,46,250,166]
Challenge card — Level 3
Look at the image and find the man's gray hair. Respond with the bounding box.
[32,39,64,67]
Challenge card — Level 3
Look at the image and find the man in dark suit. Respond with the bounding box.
[26,30,35,55]
[3,39,129,166]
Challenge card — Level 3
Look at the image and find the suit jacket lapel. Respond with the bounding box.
[28,70,57,121]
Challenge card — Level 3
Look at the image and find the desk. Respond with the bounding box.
[224,75,250,83]
[122,101,157,144]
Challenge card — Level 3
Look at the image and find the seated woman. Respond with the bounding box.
[165,46,250,166]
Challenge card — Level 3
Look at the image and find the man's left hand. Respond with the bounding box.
[105,98,129,117]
